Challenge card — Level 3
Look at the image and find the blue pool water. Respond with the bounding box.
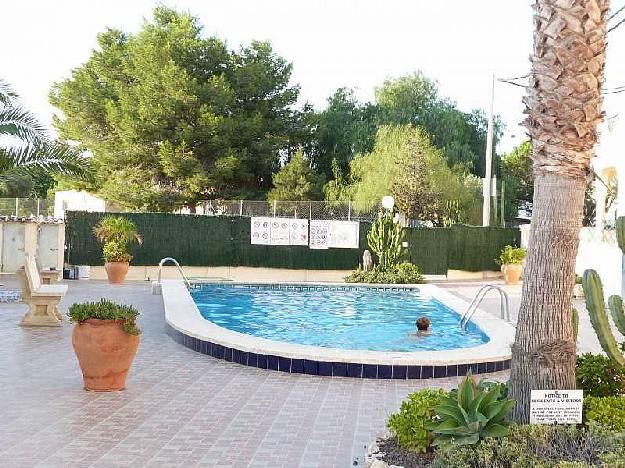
[191,284,489,352]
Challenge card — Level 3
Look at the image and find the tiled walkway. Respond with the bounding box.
[0,279,508,468]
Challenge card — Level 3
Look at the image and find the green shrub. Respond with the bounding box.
[584,396,625,432]
[345,262,425,284]
[387,389,447,453]
[431,424,623,468]
[93,215,142,263]
[576,353,625,397]
[68,299,140,335]
[426,373,515,450]
[496,245,526,265]
[102,240,132,263]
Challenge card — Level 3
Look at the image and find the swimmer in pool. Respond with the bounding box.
[415,316,431,336]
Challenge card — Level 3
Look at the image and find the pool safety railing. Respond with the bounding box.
[460,284,510,329]
[151,257,190,295]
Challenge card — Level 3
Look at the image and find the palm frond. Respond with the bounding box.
[1,140,90,177]
[0,79,19,105]
[0,105,49,142]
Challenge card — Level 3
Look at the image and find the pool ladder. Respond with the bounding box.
[151,257,190,295]
[460,284,510,329]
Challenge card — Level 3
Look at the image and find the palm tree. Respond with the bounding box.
[0,79,87,189]
[509,0,610,422]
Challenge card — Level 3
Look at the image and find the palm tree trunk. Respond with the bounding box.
[510,173,585,421]
[509,0,609,423]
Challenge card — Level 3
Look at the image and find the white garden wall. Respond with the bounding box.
[0,221,64,273]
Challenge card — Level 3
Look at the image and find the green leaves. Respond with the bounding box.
[0,78,90,190]
[68,299,140,335]
[51,6,300,210]
[387,388,447,453]
[345,262,425,284]
[93,216,142,263]
[267,149,324,202]
[496,245,527,265]
[427,374,515,451]
[367,210,404,271]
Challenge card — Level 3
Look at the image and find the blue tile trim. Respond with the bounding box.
[165,323,509,380]
[190,282,421,294]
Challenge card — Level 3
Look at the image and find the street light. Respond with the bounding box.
[382,196,395,211]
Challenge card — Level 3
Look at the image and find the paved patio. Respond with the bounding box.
[0,278,508,468]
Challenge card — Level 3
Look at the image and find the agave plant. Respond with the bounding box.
[427,373,516,450]
[0,78,88,185]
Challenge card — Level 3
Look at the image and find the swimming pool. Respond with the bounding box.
[162,280,515,379]
[191,284,488,352]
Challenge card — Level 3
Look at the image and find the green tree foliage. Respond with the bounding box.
[311,88,377,179]
[501,141,533,219]
[267,149,324,201]
[501,140,600,225]
[347,125,480,225]
[374,73,503,177]
[50,6,300,211]
[0,79,87,196]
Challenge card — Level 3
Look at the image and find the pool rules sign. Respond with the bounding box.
[529,390,583,424]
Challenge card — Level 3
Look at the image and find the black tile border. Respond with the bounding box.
[166,323,510,380]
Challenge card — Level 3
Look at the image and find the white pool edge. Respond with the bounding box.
[162,280,514,366]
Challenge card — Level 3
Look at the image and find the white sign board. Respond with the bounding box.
[250,217,271,245]
[529,390,583,424]
[309,220,330,249]
[328,221,360,249]
[269,219,290,245]
[289,219,309,246]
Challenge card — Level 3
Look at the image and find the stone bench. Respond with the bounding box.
[17,254,68,327]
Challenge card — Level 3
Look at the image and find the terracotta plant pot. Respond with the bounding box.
[502,263,522,285]
[72,319,140,391]
[105,262,129,284]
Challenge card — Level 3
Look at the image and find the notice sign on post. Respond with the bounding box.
[529,390,583,424]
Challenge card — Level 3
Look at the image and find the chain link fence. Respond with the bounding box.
[188,200,381,221]
[0,198,54,217]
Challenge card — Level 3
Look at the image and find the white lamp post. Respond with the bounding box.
[382,196,395,211]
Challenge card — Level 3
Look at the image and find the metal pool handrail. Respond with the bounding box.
[157,257,190,289]
[460,284,510,329]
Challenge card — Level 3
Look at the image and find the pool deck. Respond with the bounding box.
[2,276,606,467]
[0,277,510,468]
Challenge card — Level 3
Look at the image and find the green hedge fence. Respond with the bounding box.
[65,211,520,274]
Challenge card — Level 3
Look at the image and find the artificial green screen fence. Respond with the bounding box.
[65,211,520,274]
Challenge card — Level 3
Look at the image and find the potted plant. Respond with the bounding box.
[496,245,527,285]
[68,299,140,391]
[93,216,142,284]
[573,274,584,298]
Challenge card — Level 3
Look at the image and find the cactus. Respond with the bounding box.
[617,216,625,253]
[572,307,579,340]
[367,210,404,271]
[608,295,625,336]
[581,215,625,368]
[582,269,625,367]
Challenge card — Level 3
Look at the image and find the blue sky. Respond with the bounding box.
[1,0,622,153]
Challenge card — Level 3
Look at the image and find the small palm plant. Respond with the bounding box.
[0,79,88,185]
[93,216,142,284]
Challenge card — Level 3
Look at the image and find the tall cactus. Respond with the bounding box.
[582,214,625,368]
[582,270,625,367]
[367,210,404,271]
